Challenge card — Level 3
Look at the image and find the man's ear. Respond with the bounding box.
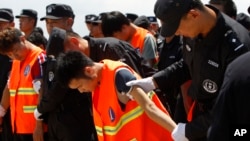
[19,35,26,43]
[69,37,79,46]
[84,66,94,76]
[10,22,15,27]
[66,18,74,27]
[188,9,200,19]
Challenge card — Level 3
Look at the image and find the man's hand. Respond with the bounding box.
[0,117,3,132]
[126,77,156,93]
[0,104,6,117]
[172,123,189,141]
[34,108,43,120]
[33,120,44,141]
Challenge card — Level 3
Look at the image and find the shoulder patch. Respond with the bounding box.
[224,30,245,51]
[202,79,217,93]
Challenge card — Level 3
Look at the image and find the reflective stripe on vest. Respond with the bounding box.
[103,106,143,135]
[95,125,103,137]
[102,91,154,135]
[10,88,36,96]
[23,105,37,113]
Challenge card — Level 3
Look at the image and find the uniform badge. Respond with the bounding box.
[203,79,217,93]
[208,60,219,68]
[91,16,95,21]
[24,65,30,76]
[108,107,115,122]
[48,71,54,82]
[47,6,53,13]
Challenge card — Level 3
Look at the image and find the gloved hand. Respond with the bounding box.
[32,80,41,94]
[172,123,189,141]
[126,77,156,93]
[34,108,43,121]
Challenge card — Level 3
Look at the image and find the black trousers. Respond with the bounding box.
[13,133,48,141]
[0,109,13,141]
[47,94,98,141]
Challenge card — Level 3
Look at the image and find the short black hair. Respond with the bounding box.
[27,31,48,49]
[101,11,130,37]
[209,0,237,18]
[56,51,94,87]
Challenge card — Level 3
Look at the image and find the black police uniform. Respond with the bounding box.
[85,36,156,77]
[207,51,250,141]
[38,36,151,141]
[152,6,250,141]
[157,35,186,122]
[0,55,12,141]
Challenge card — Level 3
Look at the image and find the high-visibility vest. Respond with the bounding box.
[130,27,149,54]
[8,47,44,133]
[93,59,172,141]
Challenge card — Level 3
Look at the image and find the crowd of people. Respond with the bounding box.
[0,0,250,141]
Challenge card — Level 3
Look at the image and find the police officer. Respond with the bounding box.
[126,0,250,140]
[36,4,98,141]
[207,50,250,140]
[156,35,190,123]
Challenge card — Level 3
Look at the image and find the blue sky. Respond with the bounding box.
[2,0,250,38]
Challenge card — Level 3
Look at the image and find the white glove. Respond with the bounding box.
[34,108,43,121]
[126,77,156,93]
[0,105,6,117]
[172,123,189,141]
[32,80,41,94]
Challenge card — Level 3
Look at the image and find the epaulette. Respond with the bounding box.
[224,30,245,52]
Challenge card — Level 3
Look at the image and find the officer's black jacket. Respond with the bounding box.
[207,51,250,141]
[157,36,183,71]
[156,36,183,117]
[153,6,250,140]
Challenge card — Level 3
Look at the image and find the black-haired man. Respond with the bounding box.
[38,4,98,141]
[40,3,75,34]
[16,9,47,49]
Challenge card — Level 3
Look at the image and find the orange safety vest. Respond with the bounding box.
[93,60,172,141]
[8,47,44,133]
[130,27,149,54]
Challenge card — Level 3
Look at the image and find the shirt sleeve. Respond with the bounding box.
[142,33,158,60]
[115,68,136,93]
[31,52,46,80]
